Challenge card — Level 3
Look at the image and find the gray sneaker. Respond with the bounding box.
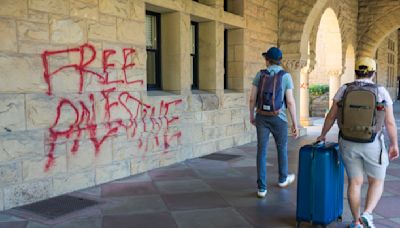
[360,212,375,228]
[278,174,296,188]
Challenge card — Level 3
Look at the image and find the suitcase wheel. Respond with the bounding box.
[337,215,343,222]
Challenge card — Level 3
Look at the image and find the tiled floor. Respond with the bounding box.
[1,102,400,228]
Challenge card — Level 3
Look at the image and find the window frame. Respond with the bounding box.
[224,29,228,90]
[146,11,162,91]
[191,21,199,90]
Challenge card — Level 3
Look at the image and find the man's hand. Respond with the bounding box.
[250,116,256,126]
[389,145,399,161]
[317,135,326,142]
[291,125,298,139]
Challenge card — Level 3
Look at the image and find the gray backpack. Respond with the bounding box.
[337,81,386,143]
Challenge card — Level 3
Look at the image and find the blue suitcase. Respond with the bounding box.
[296,142,344,227]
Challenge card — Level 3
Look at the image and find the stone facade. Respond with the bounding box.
[376,30,399,99]
[0,0,399,210]
[0,0,261,210]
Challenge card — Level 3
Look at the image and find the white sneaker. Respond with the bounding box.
[361,212,375,228]
[257,189,267,198]
[278,174,296,188]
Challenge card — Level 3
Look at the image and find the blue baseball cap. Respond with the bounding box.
[262,47,282,64]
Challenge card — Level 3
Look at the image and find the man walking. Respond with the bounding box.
[249,47,298,198]
[317,57,399,228]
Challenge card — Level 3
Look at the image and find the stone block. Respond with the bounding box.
[29,0,68,15]
[130,155,160,175]
[200,94,219,110]
[117,18,145,45]
[141,94,185,116]
[0,94,26,132]
[70,1,98,20]
[66,140,96,172]
[130,0,145,20]
[94,140,113,166]
[18,21,49,41]
[0,19,17,52]
[19,41,67,54]
[0,130,44,162]
[0,0,28,18]
[95,161,130,185]
[234,133,252,146]
[26,94,79,130]
[192,141,217,157]
[50,17,86,44]
[0,54,46,93]
[112,135,138,161]
[181,125,203,144]
[222,93,246,108]
[0,162,21,187]
[88,21,117,41]
[217,137,235,151]
[231,108,244,123]
[53,171,95,196]
[22,155,67,181]
[216,110,232,125]
[226,123,244,136]
[99,0,130,18]
[3,179,52,209]
[28,10,49,23]
[159,149,182,167]
[187,95,203,112]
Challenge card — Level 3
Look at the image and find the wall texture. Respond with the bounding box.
[376,30,398,98]
[0,0,280,210]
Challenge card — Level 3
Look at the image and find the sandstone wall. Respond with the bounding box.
[0,0,283,210]
[376,30,398,99]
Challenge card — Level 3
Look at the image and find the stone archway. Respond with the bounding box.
[279,0,356,126]
[310,8,342,108]
[358,1,400,57]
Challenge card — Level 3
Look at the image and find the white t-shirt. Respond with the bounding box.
[333,78,393,106]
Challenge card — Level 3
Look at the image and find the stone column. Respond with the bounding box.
[300,65,312,126]
[199,21,224,93]
[282,59,308,136]
[328,69,342,107]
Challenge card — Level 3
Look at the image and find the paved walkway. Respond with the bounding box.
[1,102,400,228]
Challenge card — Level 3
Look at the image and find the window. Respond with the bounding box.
[191,22,199,90]
[224,29,228,89]
[146,11,161,90]
[387,39,396,87]
[224,0,244,16]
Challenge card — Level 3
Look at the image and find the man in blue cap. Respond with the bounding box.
[249,47,298,198]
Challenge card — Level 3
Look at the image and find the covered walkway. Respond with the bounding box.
[0,103,399,227]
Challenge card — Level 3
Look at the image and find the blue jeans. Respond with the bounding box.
[255,114,288,190]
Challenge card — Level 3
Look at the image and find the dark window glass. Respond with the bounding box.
[191,22,199,90]
[146,11,161,90]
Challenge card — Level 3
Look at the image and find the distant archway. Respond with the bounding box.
[309,8,342,111]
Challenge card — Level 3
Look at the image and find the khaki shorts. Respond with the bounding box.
[339,134,389,180]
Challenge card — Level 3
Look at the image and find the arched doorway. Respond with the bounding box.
[309,8,342,116]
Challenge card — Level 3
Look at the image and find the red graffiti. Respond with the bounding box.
[300,82,309,89]
[42,44,182,171]
[41,43,142,95]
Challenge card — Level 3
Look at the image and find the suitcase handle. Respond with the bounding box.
[313,141,324,146]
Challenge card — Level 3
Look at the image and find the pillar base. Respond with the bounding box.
[288,126,307,137]
[300,117,313,126]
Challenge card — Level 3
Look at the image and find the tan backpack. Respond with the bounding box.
[337,81,386,143]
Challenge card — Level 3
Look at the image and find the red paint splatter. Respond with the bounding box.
[42,44,183,171]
